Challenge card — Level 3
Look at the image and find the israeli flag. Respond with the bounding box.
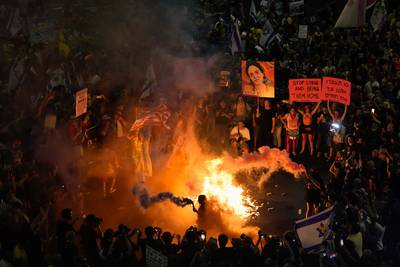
[260,31,281,48]
[231,19,242,55]
[370,0,386,32]
[139,63,157,101]
[295,206,335,253]
[250,0,259,23]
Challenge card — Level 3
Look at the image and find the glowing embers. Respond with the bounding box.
[202,158,260,219]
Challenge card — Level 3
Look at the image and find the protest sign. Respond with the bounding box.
[146,245,168,267]
[289,0,304,16]
[321,77,351,105]
[218,70,231,87]
[298,25,308,39]
[289,79,321,102]
[75,88,88,117]
[44,113,57,129]
[241,60,275,98]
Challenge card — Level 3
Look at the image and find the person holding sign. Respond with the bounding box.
[298,102,321,156]
[254,99,275,149]
[245,61,274,98]
[327,101,347,161]
[281,107,300,156]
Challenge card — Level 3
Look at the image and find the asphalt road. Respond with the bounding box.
[251,170,306,235]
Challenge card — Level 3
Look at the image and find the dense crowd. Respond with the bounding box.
[1,0,400,266]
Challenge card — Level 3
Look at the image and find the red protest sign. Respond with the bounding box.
[289,78,321,102]
[321,77,351,106]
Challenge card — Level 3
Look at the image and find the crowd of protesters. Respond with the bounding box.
[1,0,400,266]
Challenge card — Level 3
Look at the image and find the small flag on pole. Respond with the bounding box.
[370,0,387,32]
[250,0,260,23]
[130,103,171,132]
[231,19,242,55]
[139,63,157,101]
[260,19,281,48]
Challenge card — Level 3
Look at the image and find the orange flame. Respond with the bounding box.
[202,158,260,219]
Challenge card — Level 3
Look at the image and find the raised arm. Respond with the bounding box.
[311,101,321,115]
[327,101,334,119]
[340,104,348,122]
[297,106,305,116]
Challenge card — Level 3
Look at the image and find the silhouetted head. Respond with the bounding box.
[161,231,173,244]
[218,234,228,248]
[145,226,154,239]
[198,195,207,205]
[61,208,73,221]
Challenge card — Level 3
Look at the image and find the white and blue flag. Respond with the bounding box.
[139,63,157,101]
[250,0,262,23]
[370,0,386,32]
[231,19,242,55]
[260,31,281,48]
[295,206,335,253]
[259,18,281,48]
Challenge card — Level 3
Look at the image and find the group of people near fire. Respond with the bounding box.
[208,97,347,160]
[1,0,400,266]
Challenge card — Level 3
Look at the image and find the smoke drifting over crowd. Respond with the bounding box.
[129,109,306,236]
[18,0,306,235]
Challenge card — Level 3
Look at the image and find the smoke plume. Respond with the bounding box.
[133,182,194,209]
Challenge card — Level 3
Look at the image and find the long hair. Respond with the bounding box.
[245,61,268,84]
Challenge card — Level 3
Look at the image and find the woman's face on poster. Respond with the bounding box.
[247,65,264,86]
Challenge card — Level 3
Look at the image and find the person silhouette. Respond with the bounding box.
[192,195,207,229]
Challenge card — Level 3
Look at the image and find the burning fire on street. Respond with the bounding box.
[202,158,260,219]
[133,140,305,236]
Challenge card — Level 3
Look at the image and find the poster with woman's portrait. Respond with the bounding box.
[241,60,275,98]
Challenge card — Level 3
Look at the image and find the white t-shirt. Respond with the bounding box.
[332,120,345,144]
[230,126,251,141]
[285,113,299,130]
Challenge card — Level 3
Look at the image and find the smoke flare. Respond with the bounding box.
[133,183,194,209]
